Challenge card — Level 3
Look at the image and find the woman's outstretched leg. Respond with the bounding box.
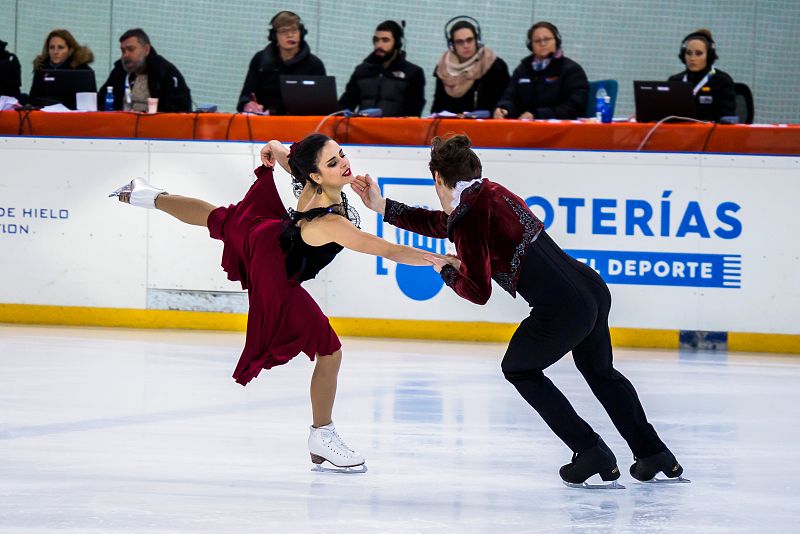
[154,194,216,227]
[307,349,366,471]
[114,177,215,227]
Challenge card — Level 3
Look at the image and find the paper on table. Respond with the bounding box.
[40,103,74,112]
[0,95,20,110]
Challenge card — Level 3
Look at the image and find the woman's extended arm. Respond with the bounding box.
[304,215,443,266]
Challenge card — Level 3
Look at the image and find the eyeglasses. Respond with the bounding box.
[453,37,476,46]
[276,27,300,36]
[532,37,555,45]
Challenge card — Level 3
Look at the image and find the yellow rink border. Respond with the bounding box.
[727,332,800,354]
[0,303,798,354]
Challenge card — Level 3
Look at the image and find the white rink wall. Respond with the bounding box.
[1,136,798,335]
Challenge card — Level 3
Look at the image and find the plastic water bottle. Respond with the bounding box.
[123,87,133,112]
[601,95,612,123]
[595,86,608,122]
[104,86,115,111]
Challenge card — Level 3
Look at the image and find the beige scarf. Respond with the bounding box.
[435,46,497,99]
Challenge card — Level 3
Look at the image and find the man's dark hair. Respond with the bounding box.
[375,20,404,50]
[119,28,151,46]
[429,135,482,188]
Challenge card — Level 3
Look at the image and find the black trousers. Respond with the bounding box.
[502,231,667,458]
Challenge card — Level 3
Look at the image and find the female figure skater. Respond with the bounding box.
[112,133,442,473]
[352,135,687,488]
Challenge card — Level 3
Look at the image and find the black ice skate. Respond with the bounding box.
[630,450,690,484]
[559,438,625,489]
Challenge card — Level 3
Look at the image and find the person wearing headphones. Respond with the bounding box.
[237,11,326,114]
[494,21,588,120]
[338,20,425,117]
[668,29,736,122]
[431,16,510,115]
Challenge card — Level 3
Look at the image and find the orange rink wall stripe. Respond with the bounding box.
[0,304,798,354]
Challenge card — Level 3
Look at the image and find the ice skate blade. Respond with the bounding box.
[311,463,367,474]
[643,475,691,484]
[108,183,133,197]
[562,480,625,490]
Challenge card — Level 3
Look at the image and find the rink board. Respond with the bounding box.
[0,136,798,350]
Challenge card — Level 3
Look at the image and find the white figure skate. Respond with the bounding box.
[308,423,367,474]
[109,177,167,209]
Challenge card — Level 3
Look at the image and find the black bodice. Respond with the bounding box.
[279,204,355,282]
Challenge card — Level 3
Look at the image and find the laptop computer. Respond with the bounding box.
[633,80,695,122]
[279,75,340,116]
[29,69,97,110]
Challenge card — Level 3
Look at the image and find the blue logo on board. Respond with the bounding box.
[375,178,446,301]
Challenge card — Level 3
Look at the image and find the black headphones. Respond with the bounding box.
[268,11,307,45]
[678,31,717,65]
[526,21,561,52]
[444,15,482,53]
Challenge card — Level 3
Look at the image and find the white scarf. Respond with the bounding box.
[450,178,484,211]
[435,47,497,98]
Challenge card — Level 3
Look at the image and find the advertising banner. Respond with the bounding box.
[2,137,798,335]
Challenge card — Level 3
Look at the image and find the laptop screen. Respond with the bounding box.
[633,81,696,122]
[279,75,340,116]
[30,69,97,110]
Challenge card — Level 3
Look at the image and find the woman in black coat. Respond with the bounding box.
[494,21,588,120]
[668,28,736,122]
[28,29,95,108]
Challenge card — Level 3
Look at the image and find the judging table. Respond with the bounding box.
[1,111,799,154]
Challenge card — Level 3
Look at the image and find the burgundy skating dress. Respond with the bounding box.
[206,164,347,385]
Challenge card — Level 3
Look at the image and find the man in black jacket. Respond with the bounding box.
[237,11,326,115]
[0,39,21,98]
[495,21,588,120]
[99,28,192,112]
[339,21,425,117]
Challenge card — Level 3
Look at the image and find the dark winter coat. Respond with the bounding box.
[236,41,326,114]
[667,67,736,122]
[339,51,425,117]
[496,54,589,119]
[29,60,95,106]
[0,40,21,98]
[98,47,192,112]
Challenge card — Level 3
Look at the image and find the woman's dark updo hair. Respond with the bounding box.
[288,133,331,197]
[428,134,482,188]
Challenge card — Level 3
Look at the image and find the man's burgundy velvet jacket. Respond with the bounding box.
[383,179,544,305]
